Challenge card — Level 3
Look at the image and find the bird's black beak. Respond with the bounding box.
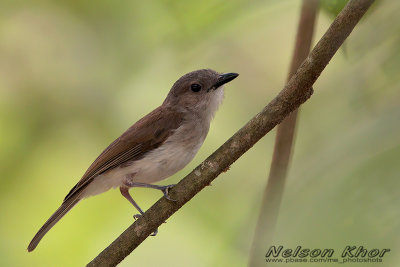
[212,73,239,90]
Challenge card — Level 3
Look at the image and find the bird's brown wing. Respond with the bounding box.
[63,106,184,202]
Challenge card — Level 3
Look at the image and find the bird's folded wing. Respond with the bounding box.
[63,106,184,202]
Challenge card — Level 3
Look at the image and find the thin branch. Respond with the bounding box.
[248,0,318,266]
[87,1,375,266]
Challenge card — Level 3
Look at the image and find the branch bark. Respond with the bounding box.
[248,1,318,266]
[87,1,375,266]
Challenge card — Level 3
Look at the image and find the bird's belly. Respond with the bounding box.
[82,138,203,198]
[122,139,201,184]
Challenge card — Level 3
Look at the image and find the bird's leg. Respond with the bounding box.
[119,186,158,236]
[125,182,177,201]
[120,186,145,215]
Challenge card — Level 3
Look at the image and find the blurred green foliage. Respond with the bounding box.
[0,1,399,266]
[320,0,348,18]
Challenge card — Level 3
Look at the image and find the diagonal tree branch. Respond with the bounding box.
[87,1,375,266]
[248,1,319,266]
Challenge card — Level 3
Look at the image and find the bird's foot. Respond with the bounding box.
[160,184,177,201]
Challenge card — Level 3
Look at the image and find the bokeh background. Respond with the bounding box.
[1,0,399,266]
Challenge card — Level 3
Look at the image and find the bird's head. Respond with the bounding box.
[163,69,238,118]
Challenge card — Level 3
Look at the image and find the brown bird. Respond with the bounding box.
[28,69,238,251]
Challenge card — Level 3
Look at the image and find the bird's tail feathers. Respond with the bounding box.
[27,195,81,252]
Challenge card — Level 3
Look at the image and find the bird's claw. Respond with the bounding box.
[161,184,177,201]
[150,228,158,236]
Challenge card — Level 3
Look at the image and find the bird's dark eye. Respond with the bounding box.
[191,83,202,92]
